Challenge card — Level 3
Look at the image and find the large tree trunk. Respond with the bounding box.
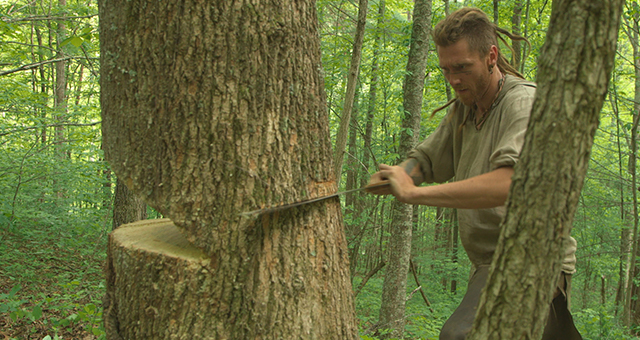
[99,0,358,338]
[467,0,623,338]
[376,0,431,337]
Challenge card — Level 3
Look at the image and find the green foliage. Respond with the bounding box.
[574,307,634,340]
[0,220,107,339]
[1,0,640,338]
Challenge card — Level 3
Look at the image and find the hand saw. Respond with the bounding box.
[240,181,390,217]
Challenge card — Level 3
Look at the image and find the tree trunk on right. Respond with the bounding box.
[467,0,623,338]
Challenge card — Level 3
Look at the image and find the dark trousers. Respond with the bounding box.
[439,266,582,340]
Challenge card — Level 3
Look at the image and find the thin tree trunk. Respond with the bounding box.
[511,0,524,70]
[345,100,359,207]
[361,0,385,190]
[520,0,532,75]
[349,0,385,282]
[54,0,67,158]
[333,0,369,178]
[623,8,640,327]
[467,0,623,337]
[377,0,432,338]
[610,81,632,312]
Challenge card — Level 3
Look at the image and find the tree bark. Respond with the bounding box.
[377,0,431,338]
[112,177,147,230]
[99,0,358,338]
[467,0,623,338]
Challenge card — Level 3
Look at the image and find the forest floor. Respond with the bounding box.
[0,221,108,340]
[2,218,638,340]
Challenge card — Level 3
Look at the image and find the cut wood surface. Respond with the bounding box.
[106,219,216,339]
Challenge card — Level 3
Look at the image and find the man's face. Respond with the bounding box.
[437,39,492,107]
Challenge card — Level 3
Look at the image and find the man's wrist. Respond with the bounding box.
[402,158,424,186]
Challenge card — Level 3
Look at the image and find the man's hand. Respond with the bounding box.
[365,170,393,195]
[377,164,417,203]
[366,158,423,196]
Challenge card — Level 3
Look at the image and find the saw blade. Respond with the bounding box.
[239,182,390,217]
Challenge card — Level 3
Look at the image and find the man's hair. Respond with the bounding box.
[430,7,530,117]
[434,7,528,78]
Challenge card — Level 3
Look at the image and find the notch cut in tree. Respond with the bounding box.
[99,0,358,338]
[467,0,624,338]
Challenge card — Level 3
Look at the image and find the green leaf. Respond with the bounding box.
[70,37,84,47]
[9,284,22,297]
[60,36,74,47]
[32,305,43,320]
[80,27,93,35]
[43,336,52,340]
[84,303,96,313]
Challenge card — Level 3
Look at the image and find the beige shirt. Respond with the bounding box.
[409,75,577,273]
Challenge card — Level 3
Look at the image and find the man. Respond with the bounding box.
[367,7,581,340]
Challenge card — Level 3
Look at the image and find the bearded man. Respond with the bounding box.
[367,7,582,340]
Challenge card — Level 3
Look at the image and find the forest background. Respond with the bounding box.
[0,0,639,339]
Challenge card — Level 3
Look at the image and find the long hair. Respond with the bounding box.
[430,7,530,118]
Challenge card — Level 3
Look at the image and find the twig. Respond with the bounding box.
[0,56,93,76]
[354,260,386,297]
[2,14,98,23]
[406,286,422,301]
[410,258,435,314]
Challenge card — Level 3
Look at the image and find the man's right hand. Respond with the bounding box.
[365,171,393,195]
[365,158,423,195]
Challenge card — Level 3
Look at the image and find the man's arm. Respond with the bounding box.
[377,164,513,209]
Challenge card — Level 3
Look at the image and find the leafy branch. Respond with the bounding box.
[1,14,98,23]
[0,56,97,76]
[0,121,101,137]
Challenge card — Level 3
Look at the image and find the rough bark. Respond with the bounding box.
[467,0,623,338]
[377,0,431,337]
[333,0,369,178]
[99,0,358,338]
[112,177,147,230]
